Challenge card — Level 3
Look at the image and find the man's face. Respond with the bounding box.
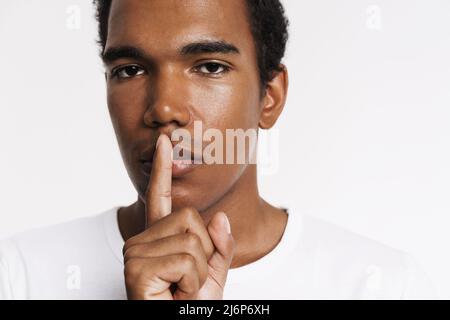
[104,0,263,211]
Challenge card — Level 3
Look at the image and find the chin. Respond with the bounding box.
[170,182,201,211]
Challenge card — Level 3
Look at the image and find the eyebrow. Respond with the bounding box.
[180,40,240,55]
[102,46,149,64]
[102,40,240,64]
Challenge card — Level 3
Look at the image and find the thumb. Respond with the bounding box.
[206,211,235,288]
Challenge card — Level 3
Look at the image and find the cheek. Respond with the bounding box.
[190,77,261,131]
[173,79,260,210]
[107,82,147,143]
[107,84,151,199]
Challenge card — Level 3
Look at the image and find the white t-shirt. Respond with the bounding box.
[0,206,436,299]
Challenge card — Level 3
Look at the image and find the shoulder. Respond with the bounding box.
[0,238,27,299]
[2,212,110,252]
[2,207,118,253]
[292,213,436,299]
[0,207,119,299]
[300,214,404,263]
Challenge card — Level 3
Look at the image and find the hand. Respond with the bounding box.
[123,134,234,300]
[195,210,235,300]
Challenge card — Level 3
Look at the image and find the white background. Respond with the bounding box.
[0,0,449,298]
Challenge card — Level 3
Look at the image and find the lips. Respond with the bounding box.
[139,144,202,178]
[140,159,199,178]
[139,142,202,163]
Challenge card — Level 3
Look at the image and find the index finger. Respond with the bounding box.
[146,134,173,227]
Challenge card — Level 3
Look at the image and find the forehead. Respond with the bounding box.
[106,0,254,54]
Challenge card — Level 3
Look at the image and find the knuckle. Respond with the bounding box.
[122,242,131,257]
[158,189,172,198]
[123,246,138,263]
[124,259,141,280]
[182,232,201,250]
[177,253,196,271]
[122,237,138,256]
[182,206,199,223]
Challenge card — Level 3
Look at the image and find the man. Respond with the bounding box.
[0,0,435,299]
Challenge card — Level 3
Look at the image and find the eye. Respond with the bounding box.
[195,62,230,76]
[111,65,146,79]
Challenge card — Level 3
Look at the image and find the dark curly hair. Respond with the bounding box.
[93,0,289,88]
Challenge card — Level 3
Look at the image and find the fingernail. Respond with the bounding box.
[222,213,231,235]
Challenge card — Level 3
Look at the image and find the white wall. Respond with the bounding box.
[0,0,449,298]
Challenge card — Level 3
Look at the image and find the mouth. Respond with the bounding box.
[139,145,202,178]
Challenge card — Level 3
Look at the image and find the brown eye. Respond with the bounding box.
[112,65,145,79]
[197,62,229,75]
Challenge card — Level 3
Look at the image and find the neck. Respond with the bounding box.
[118,165,288,269]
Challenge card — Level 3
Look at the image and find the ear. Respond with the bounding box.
[258,64,289,129]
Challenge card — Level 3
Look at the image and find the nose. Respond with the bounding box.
[143,67,191,130]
